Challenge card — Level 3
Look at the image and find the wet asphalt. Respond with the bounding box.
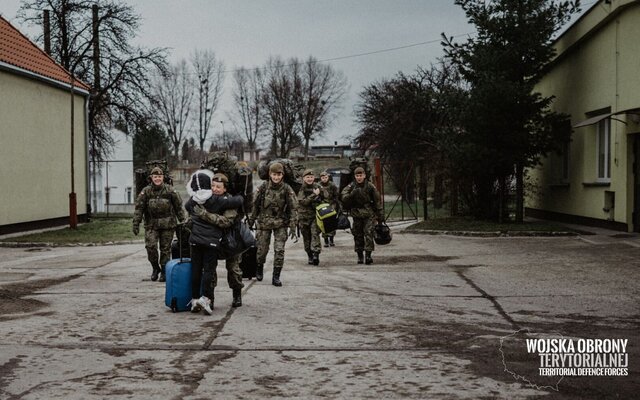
[0,222,638,399]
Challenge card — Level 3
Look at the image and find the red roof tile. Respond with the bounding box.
[0,16,90,91]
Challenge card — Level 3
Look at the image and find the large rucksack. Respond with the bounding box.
[134,160,173,196]
[349,156,372,178]
[257,158,304,194]
[201,151,254,214]
[341,156,372,189]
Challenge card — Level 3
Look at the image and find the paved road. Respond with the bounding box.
[0,225,638,399]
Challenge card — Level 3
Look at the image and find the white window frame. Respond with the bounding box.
[596,119,611,182]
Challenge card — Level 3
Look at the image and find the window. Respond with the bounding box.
[126,187,132,204]
[597,119,611,181]
[561,141,569,181]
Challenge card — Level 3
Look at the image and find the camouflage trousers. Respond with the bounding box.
[144,228,175,269]
[256,227,288,268]
[212,254,245,290]
[352,217,375,252]
[299,219,321,254]
[322,230,336,239]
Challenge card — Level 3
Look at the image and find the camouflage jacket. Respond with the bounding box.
[133,183,186,230]
[297,182,328,222]
[320,181,341,212]
[341,181,383,220]
[250,181,298,230]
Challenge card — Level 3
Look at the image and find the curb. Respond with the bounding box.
[400,229,578,237]
[0,240,144,248]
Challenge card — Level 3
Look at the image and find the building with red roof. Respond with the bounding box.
[0,15,90,234]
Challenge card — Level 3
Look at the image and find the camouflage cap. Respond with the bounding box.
[320,171,329,177]
[303,169,314,177]
[212,173,228,183]
[269,162,284,174]
[150,166,164,176]
[354,167,365,175]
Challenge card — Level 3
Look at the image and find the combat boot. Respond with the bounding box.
[357,251,364,264]
[158,265,166,282]
[151,263,161,281]
[365,251,373,265]
[312,252,320,266]
[256,264,264,281]
[329,236,335,247]
[272,267,283,287]
[232,288,242,307]
[324,237,330,247]
[307,251,314,265]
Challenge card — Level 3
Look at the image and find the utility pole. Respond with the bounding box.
[69,75,77,229]
[90,4,101,217]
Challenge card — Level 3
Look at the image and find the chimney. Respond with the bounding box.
[43,10,51,55]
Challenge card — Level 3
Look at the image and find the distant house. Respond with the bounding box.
[0,16,90,234]
[90,129,134,213]
[310,143,356,159]
[527,0,640,231]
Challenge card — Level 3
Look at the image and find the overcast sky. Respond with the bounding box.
[0,0,590,147]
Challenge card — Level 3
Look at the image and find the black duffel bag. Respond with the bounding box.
[374,222,392,245]
[336,213,351,230]
[219,220,256,260]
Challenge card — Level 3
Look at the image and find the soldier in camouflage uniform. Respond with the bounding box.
[132,167,187,281]
[340,167,384,265]
[248,162,298,286]
[319,171,340,247]
[297,169,327,265]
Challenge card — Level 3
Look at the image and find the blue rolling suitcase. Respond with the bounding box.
[165,258,192,312]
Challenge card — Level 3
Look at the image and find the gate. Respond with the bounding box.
[375,158,420,222]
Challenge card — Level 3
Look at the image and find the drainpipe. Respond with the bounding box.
[84,96,91,220]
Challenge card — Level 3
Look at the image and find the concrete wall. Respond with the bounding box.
[0,70,88,227]
[528,1,640,231]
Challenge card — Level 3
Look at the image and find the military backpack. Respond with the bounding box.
[134,160,173,196]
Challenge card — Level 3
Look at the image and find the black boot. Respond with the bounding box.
[256,264,264,281]
[307,251,314,265]
[272,267,283,287]
[365,251,373,265]
[151,263,160,281]
[158,265,166,282]
[324,237,330,247]
[232,288,242,307]
[357,251,364,264]
[312,252,320,266]
[329,236,335,247]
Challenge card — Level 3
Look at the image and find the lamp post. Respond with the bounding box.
[220,120,226,150]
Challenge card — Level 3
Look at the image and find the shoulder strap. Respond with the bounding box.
[258,182,267,210]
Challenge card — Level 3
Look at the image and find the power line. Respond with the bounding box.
[219,31,476,75]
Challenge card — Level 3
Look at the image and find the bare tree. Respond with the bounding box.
[261,57,301,158]
[232,67,264,160]
[151,60,194,158]
[295,56,347,160]
[18,0,167,160]
[191,49,224,152]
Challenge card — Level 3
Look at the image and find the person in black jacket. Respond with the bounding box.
[184,170,243,315]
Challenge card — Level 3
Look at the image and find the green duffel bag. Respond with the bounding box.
[315,203,338,234]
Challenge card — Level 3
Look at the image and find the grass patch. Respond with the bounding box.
[408,216,575,233]
[2,218,141,244]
